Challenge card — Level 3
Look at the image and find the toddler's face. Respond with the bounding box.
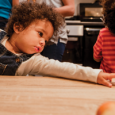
[15,19,54,54]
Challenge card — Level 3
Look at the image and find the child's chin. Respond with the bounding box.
[26,50,42,54]
[26,52,36,54]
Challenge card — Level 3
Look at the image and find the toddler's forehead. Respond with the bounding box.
[30,19,52,25]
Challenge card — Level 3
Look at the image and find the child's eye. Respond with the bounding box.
[45,40,48,44]
[38,32,43,37]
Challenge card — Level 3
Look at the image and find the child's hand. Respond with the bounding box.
[97,71,115,87]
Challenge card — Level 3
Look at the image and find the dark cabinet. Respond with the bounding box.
[83,27,101,68]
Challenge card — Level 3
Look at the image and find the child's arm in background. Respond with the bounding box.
[93,33,102,62]
[93,54,101,62]
[54,0,75,17]
[12,0,19,6]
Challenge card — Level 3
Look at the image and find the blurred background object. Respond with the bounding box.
[97,101,115,115]
[0,0,19,30]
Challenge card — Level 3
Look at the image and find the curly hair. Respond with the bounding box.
[5,2,64,37]
[100,0,115,34]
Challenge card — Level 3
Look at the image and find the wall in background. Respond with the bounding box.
[19,0,42,2]
[19,0,25,2]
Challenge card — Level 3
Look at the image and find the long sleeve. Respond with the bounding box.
[16,53,102,83]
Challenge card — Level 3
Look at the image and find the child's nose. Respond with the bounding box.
[40,39,45,46]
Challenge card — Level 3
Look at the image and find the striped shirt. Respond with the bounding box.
[93,28,115,73]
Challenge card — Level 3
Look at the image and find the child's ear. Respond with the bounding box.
[13,23,23,33]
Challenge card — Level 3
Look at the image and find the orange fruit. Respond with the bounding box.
[97,101,115,115]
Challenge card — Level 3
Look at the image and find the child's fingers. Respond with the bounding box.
[110,79,112,82]
[102,79,112,88]
[97,72,114,87]
[106,73,115,80]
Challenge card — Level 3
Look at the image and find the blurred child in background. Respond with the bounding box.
[93,0,115,73]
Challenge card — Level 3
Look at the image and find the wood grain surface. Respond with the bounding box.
[0,76,115,115]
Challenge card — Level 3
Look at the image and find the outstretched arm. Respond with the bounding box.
[16,54,115,88]
[16,54,100,84]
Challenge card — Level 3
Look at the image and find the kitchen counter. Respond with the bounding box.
[0,75,115,115]
[65,20,104,26]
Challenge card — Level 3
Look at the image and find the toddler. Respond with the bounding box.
[0,2,115,87]
[93,0,115,73]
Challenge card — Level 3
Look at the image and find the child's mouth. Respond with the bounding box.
[35,46,41,52]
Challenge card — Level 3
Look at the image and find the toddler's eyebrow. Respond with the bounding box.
[36,27,45,33]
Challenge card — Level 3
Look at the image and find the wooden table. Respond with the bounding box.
[0,76,115,115]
